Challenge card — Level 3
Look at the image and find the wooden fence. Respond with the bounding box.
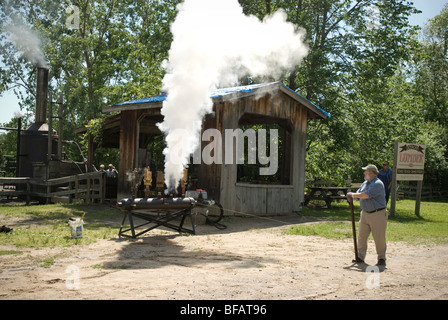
[397,184,447,200]
[0,172,106,204]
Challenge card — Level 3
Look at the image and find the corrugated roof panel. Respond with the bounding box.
[113,82,276,106]
[114,94,167,106]
[280,83,331,118]
[109,82,330,118]
[210,82,277,98]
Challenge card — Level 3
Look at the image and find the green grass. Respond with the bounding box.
[1,199,447,248]
[0,202,121,248]
[0,249,23,255]
[287,221,354,239]
[286,199,448,245]
[40,258,55,268]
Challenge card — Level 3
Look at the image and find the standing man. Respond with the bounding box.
[347,164,387,266]
[378,161,393,205]
[106,164,118,178]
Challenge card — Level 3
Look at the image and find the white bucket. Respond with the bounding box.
[69,218,84,239]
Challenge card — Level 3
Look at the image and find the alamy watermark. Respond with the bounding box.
[66,5,80,30]
[365,265,381,289]
[65,264,80,290]
[167,128,279,176]
[366,4,380,30]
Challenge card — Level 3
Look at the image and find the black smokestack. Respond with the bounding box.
[35,67,49,123]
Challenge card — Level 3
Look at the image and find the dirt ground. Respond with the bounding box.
[1,213,447,300]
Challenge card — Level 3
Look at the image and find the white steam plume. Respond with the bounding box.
[158,0,309,189]
[4,19,48,68]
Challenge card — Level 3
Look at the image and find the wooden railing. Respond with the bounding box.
[349,183,447,200]
[397,184,447,200]
[0,172,107,204]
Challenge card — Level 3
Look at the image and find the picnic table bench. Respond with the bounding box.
[304,186,349,208]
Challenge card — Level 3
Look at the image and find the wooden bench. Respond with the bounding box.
[304,187,348,209]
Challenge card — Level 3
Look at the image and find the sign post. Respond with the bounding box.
[390,142,426,217]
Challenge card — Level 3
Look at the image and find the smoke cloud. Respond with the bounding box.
[4,19,48,68]
[158,0,309,189]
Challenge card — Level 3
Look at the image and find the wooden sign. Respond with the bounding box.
[390,141,426,217]
[396,143,426,181]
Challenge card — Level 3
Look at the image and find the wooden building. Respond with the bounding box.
[101,81,329,215]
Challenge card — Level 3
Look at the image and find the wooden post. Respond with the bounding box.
[75,175,79,201]
[390,140,398,217]
[86,174,91,204]
[26,179,30,205]
[46,93,53,204]
[117,110,138,199]
[57,94,63,160]
[99,172,105,203]
[87,133,94,172]
[156,171,164,191]
[415,180,422,217]
[68,177,73,203]
[181,168,188,195]
[15,117,21,177]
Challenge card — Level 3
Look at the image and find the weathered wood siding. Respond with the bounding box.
[114,85,311,215]
[233,183,294,216]
[195,110,222,201]
[208,91,308,216]
[117,110,138,199]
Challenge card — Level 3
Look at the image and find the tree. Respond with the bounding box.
[238,1,421,184]
[1,0,180,165]
[1,0,447,189]
[415,4,448,128]
[412,4,448,188]
[0,0,179,129]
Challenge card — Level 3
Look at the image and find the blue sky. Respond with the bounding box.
[1,0,447,125]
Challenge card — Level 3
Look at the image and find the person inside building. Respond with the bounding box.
[106,164,118,178]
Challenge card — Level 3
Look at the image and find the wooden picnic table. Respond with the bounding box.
[304,186,349,208]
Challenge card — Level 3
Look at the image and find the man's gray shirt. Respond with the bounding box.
[357,177,386,212]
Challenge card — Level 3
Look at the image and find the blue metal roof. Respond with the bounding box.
[280,83,331,118]
[112,82,330,118]
[113,82,275,106]
[114,94,167,106]
[210,82,277,98]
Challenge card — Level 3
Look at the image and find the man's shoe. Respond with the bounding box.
[352,257,364,264]
[377,259,386,266]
